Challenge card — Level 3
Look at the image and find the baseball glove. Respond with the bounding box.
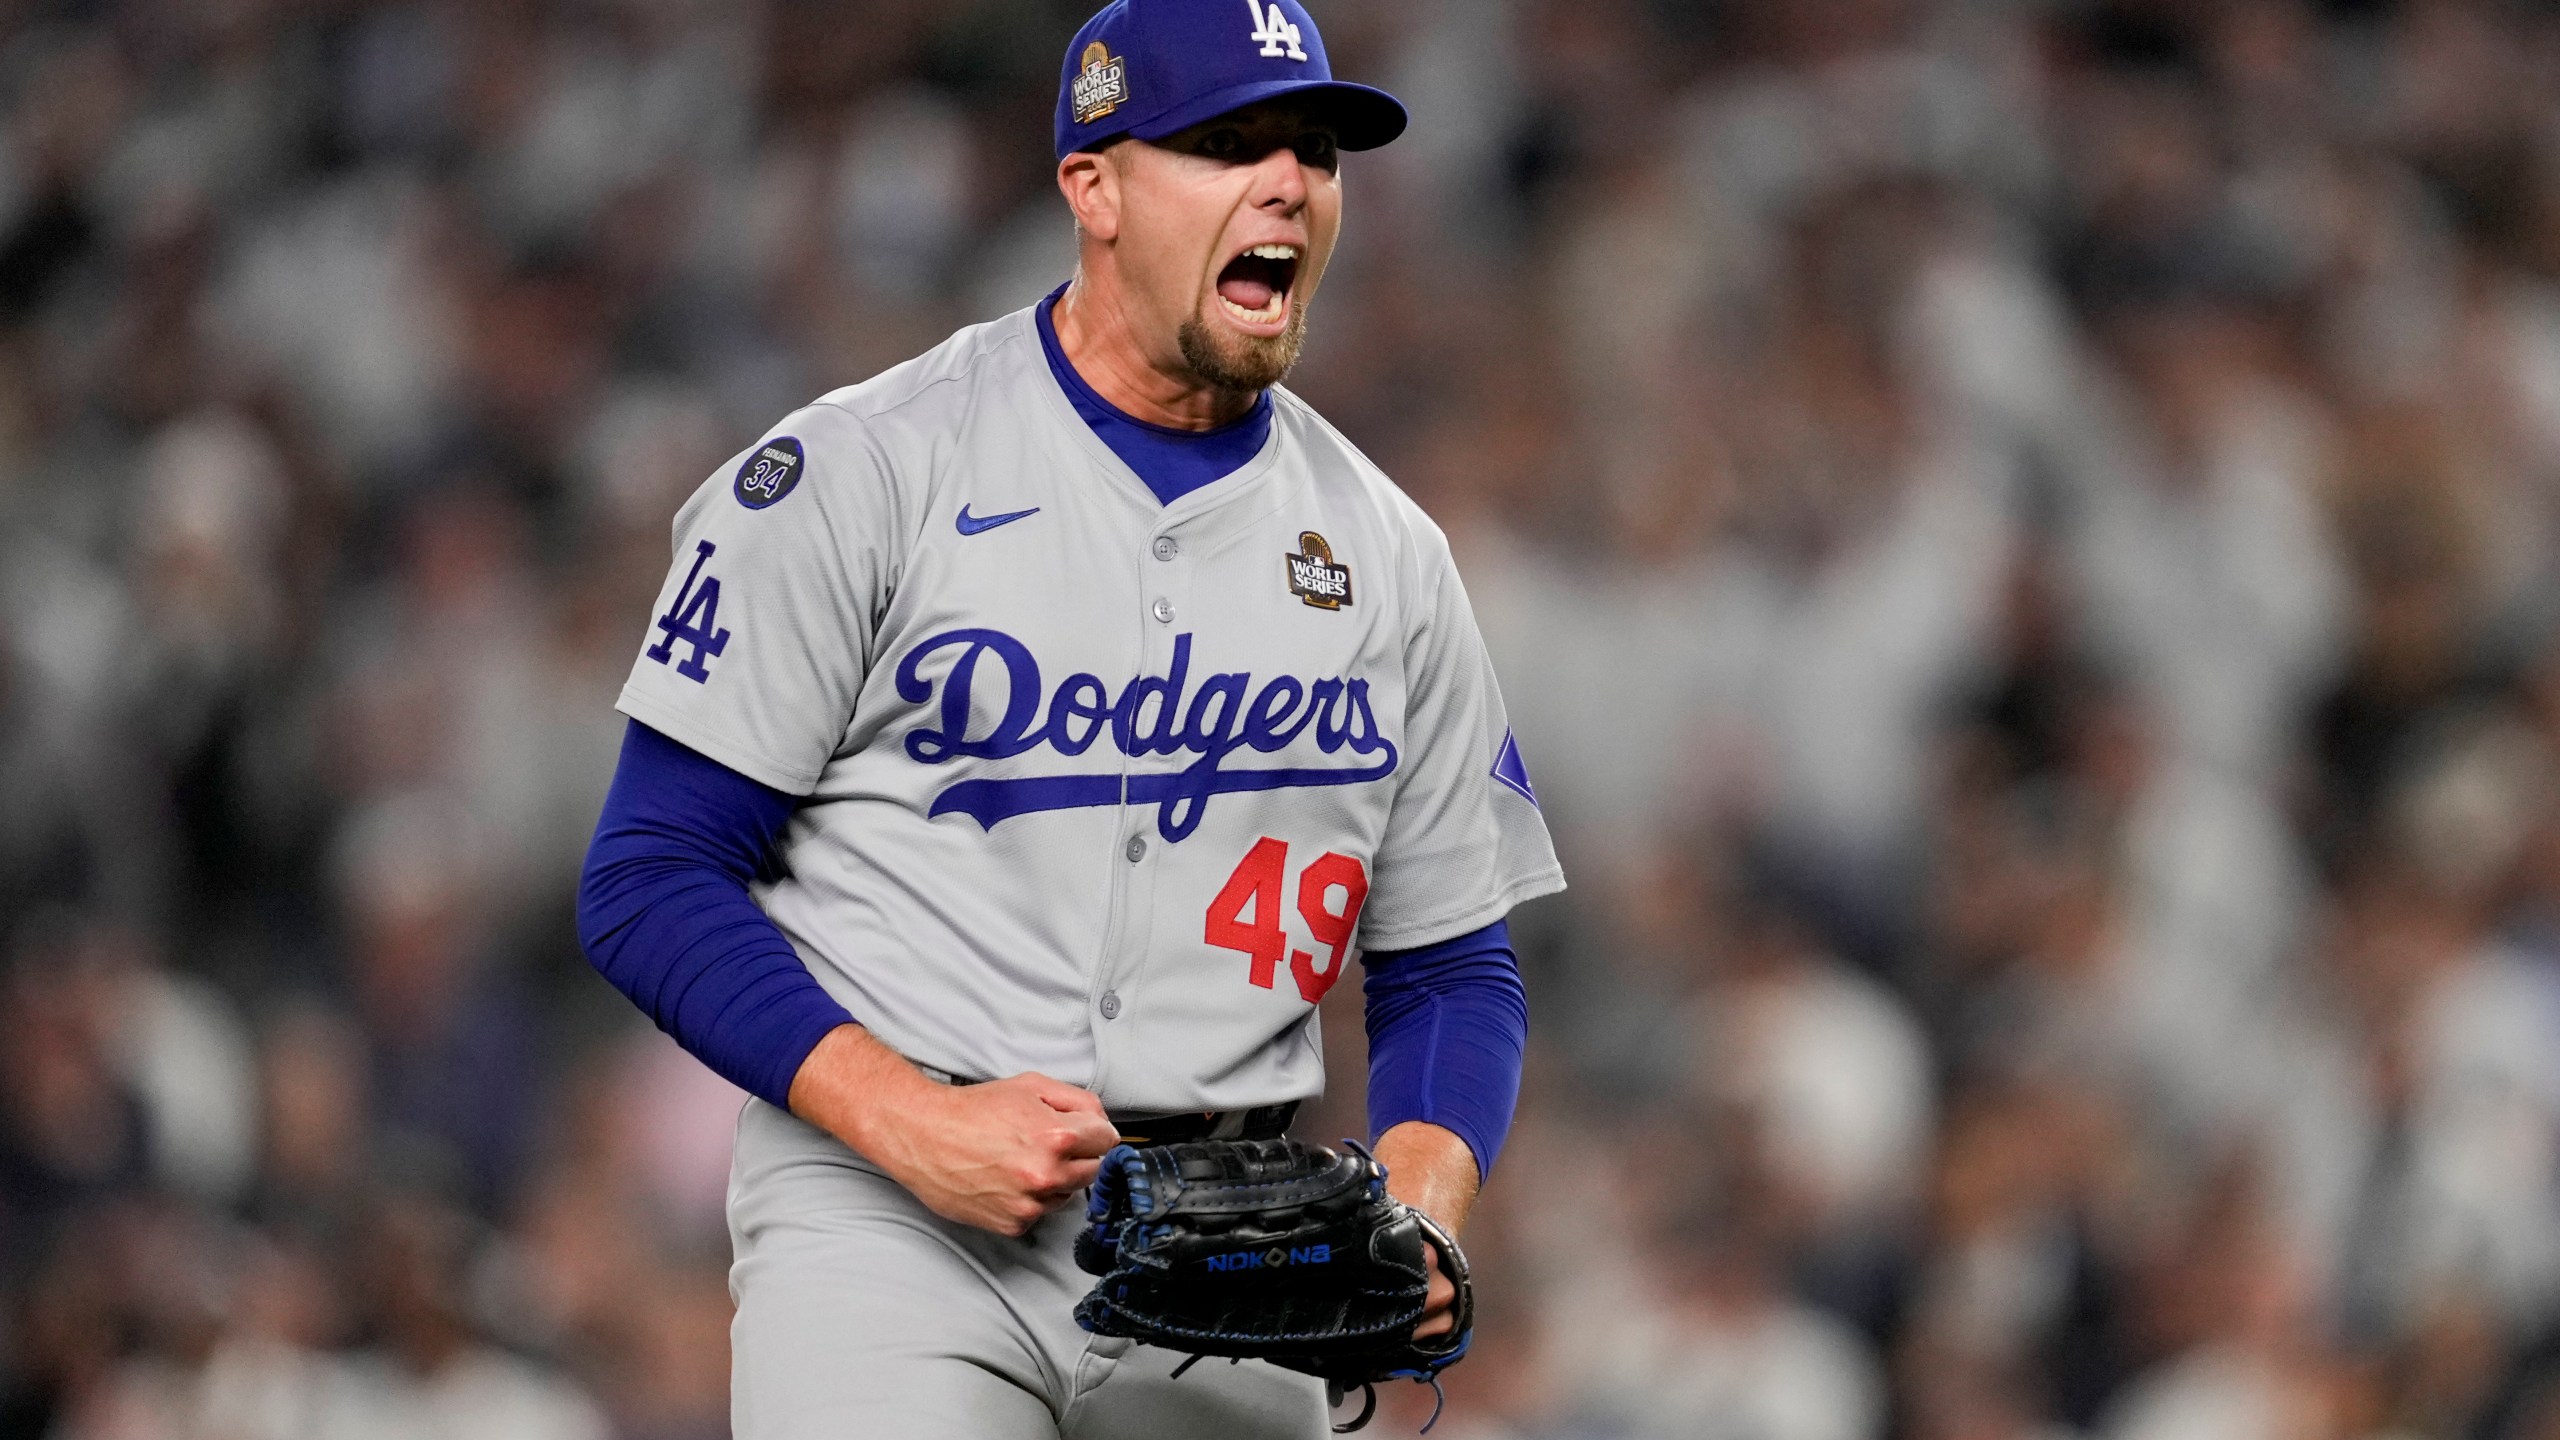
[1073,1138,1473,1433]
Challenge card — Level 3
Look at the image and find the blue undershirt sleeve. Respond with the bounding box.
[577,719,854,1108]
[1361,918,1529,1181]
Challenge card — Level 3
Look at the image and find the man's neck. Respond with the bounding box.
[1050,277,1260,431]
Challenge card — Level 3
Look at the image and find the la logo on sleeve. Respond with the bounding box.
[647,541,731,682]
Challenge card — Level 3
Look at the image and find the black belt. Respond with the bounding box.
[914,1065,1296,1146]
[1107,1102,1298,1145]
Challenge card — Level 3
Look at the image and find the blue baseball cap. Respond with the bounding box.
[1054,0,1407,161]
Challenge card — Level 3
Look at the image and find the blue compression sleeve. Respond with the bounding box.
[1362,919,1529,1180]
[577,720,853,1108]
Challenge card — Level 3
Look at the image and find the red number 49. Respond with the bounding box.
[1204,838,1370,1004]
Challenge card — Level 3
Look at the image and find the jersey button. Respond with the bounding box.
[1125,835,1148,862]
[1153,536,1180,562]
[1152,597,1176,623]
[1099,991,1123,1020]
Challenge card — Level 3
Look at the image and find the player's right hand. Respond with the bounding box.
[788,1023,1120,1236]
[879,1072,1122,1236]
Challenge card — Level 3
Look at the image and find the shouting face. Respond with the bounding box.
[1070,100,1344,396]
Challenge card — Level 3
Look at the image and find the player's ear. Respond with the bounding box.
[1057,148,1122,242]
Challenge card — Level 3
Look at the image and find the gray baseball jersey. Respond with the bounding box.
[617,304,1563,1115]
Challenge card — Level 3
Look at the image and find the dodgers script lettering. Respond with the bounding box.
[895,629,1397,841]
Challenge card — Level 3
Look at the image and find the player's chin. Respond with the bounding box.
[1178,299,1308,393]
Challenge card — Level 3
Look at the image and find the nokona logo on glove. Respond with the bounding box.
[1205,1243,1333,1273]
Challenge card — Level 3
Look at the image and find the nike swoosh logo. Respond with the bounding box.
[956,504,1040,536]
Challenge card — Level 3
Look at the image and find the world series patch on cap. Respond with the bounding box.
[1071,41,1130,125]
[1054,0,1407,160]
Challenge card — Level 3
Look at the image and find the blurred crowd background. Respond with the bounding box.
[7,0,2560,1436]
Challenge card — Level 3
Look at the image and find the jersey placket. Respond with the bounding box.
[1085,516,1195,1096]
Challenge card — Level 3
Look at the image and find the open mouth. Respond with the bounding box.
[1216,243,1300,326]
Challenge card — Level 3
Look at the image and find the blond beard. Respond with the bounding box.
[1176,298,1311,395]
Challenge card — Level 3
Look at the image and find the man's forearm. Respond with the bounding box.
[1375,1119,1481,1233]
[786,1021,933,1152]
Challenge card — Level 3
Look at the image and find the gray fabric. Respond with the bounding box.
[617,304,1563,1115]
[727,1099,1329,1440]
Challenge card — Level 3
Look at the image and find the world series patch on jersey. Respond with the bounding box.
[618,304,1564,1115]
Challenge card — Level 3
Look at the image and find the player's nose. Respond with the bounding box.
[1245,144,1307,214]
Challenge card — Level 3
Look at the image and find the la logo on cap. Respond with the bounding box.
[1072,39,1129,124]
[1246,0,1307,61]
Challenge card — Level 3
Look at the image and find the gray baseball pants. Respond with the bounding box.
[727,1098,1331,1439]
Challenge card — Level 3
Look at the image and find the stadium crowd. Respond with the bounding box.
[7,0,2560,1436]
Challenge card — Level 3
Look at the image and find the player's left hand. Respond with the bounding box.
[1416,1244,1458,1339]
[1373,1121,1479,1340]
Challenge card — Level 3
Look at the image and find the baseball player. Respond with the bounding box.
[578,1,1562,1435]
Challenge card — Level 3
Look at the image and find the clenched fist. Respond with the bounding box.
[788,1024,1120,1235]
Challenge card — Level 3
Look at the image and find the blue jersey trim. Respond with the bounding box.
[1491,728,1538,806]
[1035,283,1272,505]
